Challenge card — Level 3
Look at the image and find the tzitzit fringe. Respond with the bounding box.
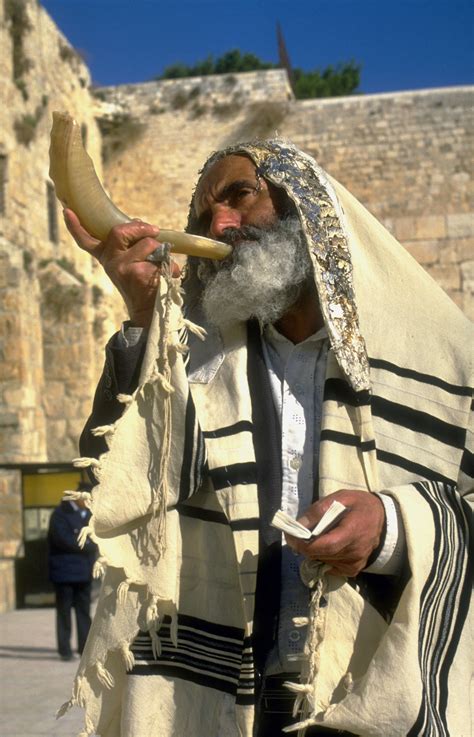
[283,562,329,735]
[145,261,175,558]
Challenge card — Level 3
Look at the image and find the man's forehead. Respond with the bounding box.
[195,154,259,213]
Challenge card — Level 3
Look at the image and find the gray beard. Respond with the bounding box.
[197,217,313,329]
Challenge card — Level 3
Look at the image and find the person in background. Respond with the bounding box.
[48,482,97,661]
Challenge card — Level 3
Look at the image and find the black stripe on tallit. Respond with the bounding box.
[177,504,259,532]
[194,418,206,495]
[323,378,371,407]
[130,662,238,696]
[371,396,465,449]
[178,393,199,502]
[320,429,376,453]
[132,646,241,675]
[369,357,472,397]
[208,462,258,490]
[176,613,244,639]
[177,504,228,526]
[436,490,472,720]
[376,449,456,486]
[230,517,260,531]
[325,379,466,450]
[237,638,257,704]
[130,614,251,697]
[203,420,253,439]
[460,447,474,478]
[247,321,283,680]
[407,481,471,737]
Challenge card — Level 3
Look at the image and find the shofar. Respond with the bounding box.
[49,111,232,260]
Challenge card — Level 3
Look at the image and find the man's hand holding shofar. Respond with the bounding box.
[64,209,181,328]
[286,490,386,577]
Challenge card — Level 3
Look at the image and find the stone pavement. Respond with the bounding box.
[0,607,90,737]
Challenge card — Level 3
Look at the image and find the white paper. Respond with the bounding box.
[271,500,347,539]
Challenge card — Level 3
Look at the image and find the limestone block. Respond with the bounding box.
[389,217,416,242]
[447,214,474,238]
[414,216,447,240]
[454,238,474,262]
[42,382,66,417]
[0,561,16,613]
[3,385,36,407]
[404,240,440,265]
[427,264,462,291]
[460,260,474,293]
[0,540,23,559]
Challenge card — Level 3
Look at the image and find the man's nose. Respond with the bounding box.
[209,206,242,238]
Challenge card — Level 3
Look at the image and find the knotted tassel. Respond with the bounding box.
[146,595,160,629]
[72,457,100,469]
[93,557,107,579]
[169,280,184,307]
[96,661,115,689]
[155,372,175,394]
[117,579,130,606]
[284,682,313,695]
[120,642,136,671]
[56,699,73,719]
[168,338,189,356]
[116,393,134,406]
[73,675,87,708]
[182,318,207,341]
[284,681,313,718]
[62,490,90,503]
[282,560,329,733]
[282,715,317,733]
[149,628,162,659]
[91,424,115,437]
[77,526,93,549]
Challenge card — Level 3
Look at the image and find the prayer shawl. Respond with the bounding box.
[61,141,473,737]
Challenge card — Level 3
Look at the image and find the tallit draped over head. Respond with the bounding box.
[61,140,472,737]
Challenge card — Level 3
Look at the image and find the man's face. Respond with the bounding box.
[192,155,313,329]
[193,155,281,241]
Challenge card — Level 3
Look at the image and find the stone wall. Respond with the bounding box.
[0,0,124,466]
[0,469,22,612]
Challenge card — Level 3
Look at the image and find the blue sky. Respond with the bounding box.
[41,0,473,93]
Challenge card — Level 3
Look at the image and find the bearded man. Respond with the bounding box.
[62,141,472,737]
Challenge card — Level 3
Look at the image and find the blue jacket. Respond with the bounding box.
[48,501,97,584]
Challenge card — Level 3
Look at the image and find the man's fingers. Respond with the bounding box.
[286,526,348,558]
[120,238,182,278]
[106,220,160,251]
[63,208,101,254]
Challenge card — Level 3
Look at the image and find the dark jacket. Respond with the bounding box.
[48,501,97,584]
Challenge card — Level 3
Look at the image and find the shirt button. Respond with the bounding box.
[289,630,301,642]
[290,456,302,470]
[294,383,303,395]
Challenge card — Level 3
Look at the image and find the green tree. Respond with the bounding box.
[293,61,361,99]
[157,50,361,99]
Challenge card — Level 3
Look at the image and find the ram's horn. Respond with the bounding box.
[49,111,232,260]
